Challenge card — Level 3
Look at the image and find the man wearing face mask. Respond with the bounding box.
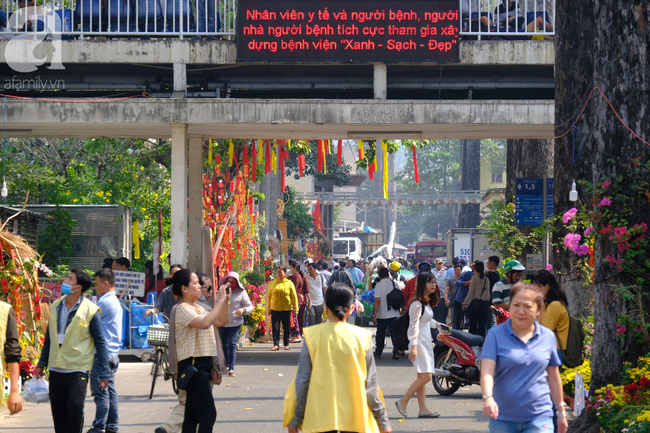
[34,270,110,433]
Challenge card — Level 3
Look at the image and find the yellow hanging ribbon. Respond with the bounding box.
[258,139,264,164]
[358,140,364,159]
[272,148,277,175]
[382,140,388,200]
[321,139,327,175]
[133,220,140,259]
[328,140,332,154]
[208,139,212,168]
[228,139,234,167]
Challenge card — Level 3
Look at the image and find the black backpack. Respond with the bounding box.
[393,302,425,351]
[386,281,405,311]
[554,303,585,368]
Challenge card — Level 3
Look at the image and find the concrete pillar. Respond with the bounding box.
[173,62,187,98]
[373,63,387,99]
[188,134,203,271]
[170,123,188,266]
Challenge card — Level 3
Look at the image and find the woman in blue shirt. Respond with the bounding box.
[480,283,568,433]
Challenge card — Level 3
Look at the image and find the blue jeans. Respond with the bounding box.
[91,357,119,432]
[218,325,241,371]
[374,317,398,356]
[436,303,450,324]
[194,0,219,39]
[489,417,554,433]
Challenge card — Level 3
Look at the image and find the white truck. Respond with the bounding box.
[332,237,363,261]
[446,228,499,265]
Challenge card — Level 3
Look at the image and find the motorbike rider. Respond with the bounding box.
[491,260,526,312]
[389,261,409,290]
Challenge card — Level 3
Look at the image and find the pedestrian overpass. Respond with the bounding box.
[0,0,556,267]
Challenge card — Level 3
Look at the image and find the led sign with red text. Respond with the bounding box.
[237,0,460,62]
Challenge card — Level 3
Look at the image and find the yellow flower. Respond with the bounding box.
[141,208,147,212]
[141,166,144,170]
[73,199,79,203]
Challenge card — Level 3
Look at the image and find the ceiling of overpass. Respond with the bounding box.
[0,63,554,100]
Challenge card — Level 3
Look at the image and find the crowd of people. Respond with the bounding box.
[0,250,574,433]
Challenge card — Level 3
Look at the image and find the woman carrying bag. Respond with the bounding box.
[396,272,442,419]
[284,283,391,433]
[462,261,491,337]
[531,270,570,365]
[171,269,230,433]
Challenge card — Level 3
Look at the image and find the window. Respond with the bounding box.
[492,172,503,183]
[349,241,356,252]
[333,240,348,255]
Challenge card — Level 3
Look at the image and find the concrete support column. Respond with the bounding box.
[170,123,188,267]
[373,63,387,99]
[188,134,203,271]
[173,62,187,98]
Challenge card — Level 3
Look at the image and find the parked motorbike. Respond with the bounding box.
[431,324,484,396]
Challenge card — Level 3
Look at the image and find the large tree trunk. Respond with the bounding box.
[505,139,554,263]
[458,139,481,228]
[555,0,650,393]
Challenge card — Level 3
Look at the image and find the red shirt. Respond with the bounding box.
[402,277,417,307]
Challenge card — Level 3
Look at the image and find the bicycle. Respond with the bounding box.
[144,315,178,399]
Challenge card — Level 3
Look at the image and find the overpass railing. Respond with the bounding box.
[460,0,555,39]
[0,0,236,38]
[0,0,552,40]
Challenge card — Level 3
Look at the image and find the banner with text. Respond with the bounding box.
[237,0,460,62]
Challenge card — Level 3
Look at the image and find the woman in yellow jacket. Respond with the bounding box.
[284,283,391,433]
[532,270,570,364]
[267,267,298,351]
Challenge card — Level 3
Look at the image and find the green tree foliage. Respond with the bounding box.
[481,139,507,176]
[38,204,77,266]
[394,139,461,245]
[4,138,172,266]
[284,140,353,187]
[282,186,314,238]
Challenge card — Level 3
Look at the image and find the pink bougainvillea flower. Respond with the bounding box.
[546,264,553,271]
[562,208,578,224]
[584,226,594,236]
[601,181,611,189]
[600,196,612,206]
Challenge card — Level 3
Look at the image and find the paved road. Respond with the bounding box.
[2,338,489,433]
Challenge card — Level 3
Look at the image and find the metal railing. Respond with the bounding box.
[459,0,555,39]
[294,190,488,206]
[0,0,235,38]
[0,0,553,40]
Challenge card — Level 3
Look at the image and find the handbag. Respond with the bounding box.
[466,278,489,315]
[177,358,197,390]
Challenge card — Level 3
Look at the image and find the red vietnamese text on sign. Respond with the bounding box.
[237,0,460,62]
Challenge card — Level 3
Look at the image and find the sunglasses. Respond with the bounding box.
[202,285,213,292]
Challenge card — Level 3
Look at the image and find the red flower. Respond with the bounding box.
[640,377,650,389]
[624,384,641,394]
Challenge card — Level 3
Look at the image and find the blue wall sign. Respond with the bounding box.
[515,178,543,225]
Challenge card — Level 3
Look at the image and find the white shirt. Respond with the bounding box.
[433,268,447,296]
[374,279,400,319]
[305,273,327,306]
[319,269,332,281]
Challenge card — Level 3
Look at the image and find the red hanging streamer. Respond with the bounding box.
[317,140,323,172]
[251,143,257,182]
[280,143,286,192]
[369,160,375,180]
[337,140,342,166]
[243,146,249,177]
[412,144,419,184]
[298,154,305,177]
[265,139,271,174]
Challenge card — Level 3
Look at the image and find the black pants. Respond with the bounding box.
[453,300,465,330]
[467,300,489,337]
[271,310,292,347]
[179,357,216,433]
[49,370,89,433]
